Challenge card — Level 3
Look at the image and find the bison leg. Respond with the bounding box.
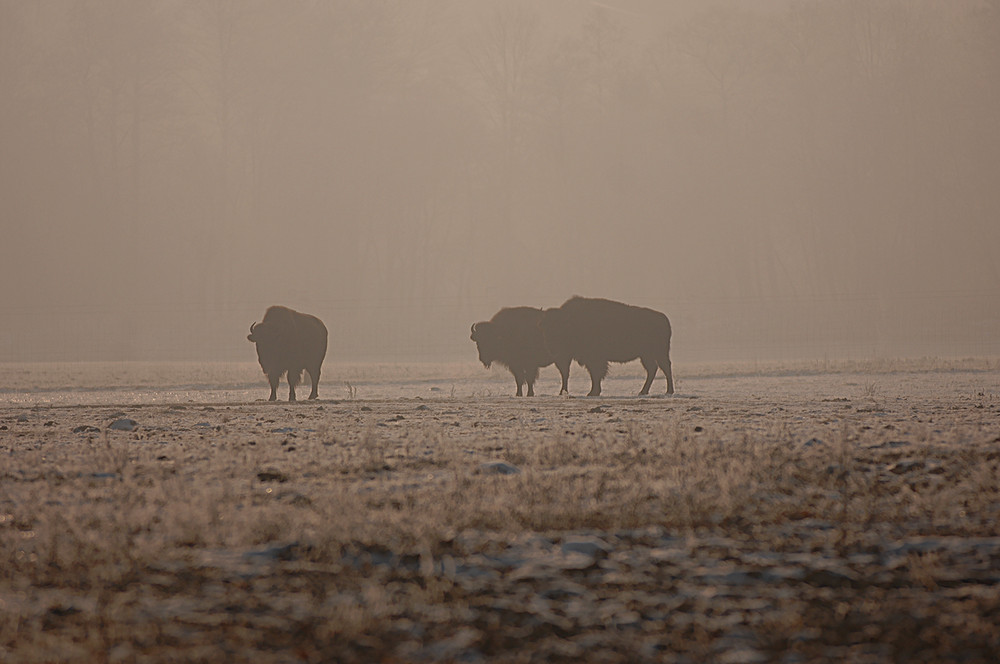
[525,366,539,397]
[287,369,302,401]
[306,366,321,399]
[585,360,608,397]
[659,352,674,395]
[267,373,281,401]
[514,373,524,397]
[639,357,657,395]
[555,358,571,395]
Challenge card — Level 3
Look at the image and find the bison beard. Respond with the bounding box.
[541,296,674,397]
[247,305,328,401]
[470,307,555,397]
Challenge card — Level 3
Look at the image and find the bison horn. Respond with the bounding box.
[249,322,257,335]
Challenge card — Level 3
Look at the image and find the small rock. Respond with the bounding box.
[108,419,138,431]
[16,414,29,423]
[890,460,925,475]
[803,567,857,588]
[561,537,611,560]
[416,404,431,411]
[479,461,521,476]
[555,552,601,571]
[72,425,101,434]
[257,469,288,483]
[244,542,299,562]
[718,648,769,664]
[46,605,81,618]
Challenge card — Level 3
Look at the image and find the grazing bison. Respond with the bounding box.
[540,296,674,397]
[470,307,556,396]
[247,305,328,401]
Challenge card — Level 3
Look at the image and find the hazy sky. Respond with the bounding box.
[2,0,998,363]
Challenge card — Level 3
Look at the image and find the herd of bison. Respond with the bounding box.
[247,296,674,401]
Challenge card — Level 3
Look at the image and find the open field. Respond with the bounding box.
[2,360,1000,662]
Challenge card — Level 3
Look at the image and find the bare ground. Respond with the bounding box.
[1,360,999,662]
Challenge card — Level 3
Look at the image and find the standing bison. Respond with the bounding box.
[470,307,556,396]
[247,305,328,401]
[540,296,674,397]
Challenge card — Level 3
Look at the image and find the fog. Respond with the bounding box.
[2,0,998,364]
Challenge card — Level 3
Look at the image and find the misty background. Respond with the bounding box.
[2,0,998,365]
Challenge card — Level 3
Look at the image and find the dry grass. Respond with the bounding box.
[1,363,999,662]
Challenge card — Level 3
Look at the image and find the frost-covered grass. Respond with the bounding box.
[3,356,997,409]
[1,364,999,662]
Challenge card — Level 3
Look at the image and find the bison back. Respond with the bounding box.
[260,306,328,365]
[553,297,670,363]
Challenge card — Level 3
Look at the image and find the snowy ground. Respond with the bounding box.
[1,360,999,662]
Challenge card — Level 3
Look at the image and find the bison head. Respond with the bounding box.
[470,321,499,368]
[247,321,278,344]
[248,319,287,374]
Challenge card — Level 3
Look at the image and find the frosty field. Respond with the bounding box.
[1,360,999,663]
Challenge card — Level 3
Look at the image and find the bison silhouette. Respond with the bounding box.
[470,307,555,396]
[540,296,674,397]
[247,305,328,401]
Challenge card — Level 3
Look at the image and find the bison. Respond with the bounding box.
[540,296,674,397]
[247,305,328,401]
[470,307,557,396]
